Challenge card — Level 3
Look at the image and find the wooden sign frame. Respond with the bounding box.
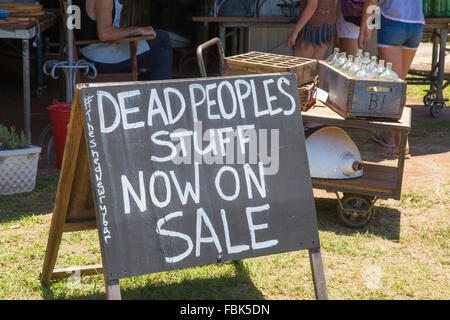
[40,83,328,300]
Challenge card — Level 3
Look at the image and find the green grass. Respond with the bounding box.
[0,117,449,300]
[406,76,450,104]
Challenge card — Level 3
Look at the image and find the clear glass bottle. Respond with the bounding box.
[376,59,386,77]
[333,52,348,68]
[356,49,364,61]
[341,55,354,73]
[378,62,400,80]
[326,48,340,64]
[355,63,372,79]
[348,57,362,75]
[362,52,371,65]
[366,56,378,76]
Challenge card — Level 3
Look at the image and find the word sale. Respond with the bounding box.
[120,162,279,264]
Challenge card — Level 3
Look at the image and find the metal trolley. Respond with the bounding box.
[196,38,411,228]
[407,18,450,118]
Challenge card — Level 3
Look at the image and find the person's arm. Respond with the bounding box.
[358,0,378,49]
[94,0,156,42]
[286,0,319,47]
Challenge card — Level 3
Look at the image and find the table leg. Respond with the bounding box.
[395,132,408,200]
[219,24,226,53]
[437,27,448,101]
[432,28,439,77]
[22,39,31,141]
[36,34,45,96]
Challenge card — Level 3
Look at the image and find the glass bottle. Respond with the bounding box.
[355,63,372,79]
[366,56,379,76]
[333,52,348,68]
[341,55,354,73]
[362,52,371,65]
[376,59,386,76]
[326,48,340,64]
[431,0,444,17]
[356,49,363,61]
[423,0,431,17]
[378,62,400,80]
[348,57,362,75]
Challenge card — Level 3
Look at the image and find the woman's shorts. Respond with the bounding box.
[378,15,424,50]
[337,15,360,39]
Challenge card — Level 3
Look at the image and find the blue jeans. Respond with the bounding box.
[378,15,424,49]
[87,29,173,80]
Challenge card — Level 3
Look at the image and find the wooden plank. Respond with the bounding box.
[224,51,317,85]
[62,219,97,233]
[191,16,292,24]
[52,264,103,280]
[308,247,328,300]
[312,162,398,195]
[302,104,411,133]
[41,93,85,284]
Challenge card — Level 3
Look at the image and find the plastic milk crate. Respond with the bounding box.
[317,61,407,120]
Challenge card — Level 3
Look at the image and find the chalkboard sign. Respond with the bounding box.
[76,73,321,290]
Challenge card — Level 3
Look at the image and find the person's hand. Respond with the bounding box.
[286,30,299,48]
[358,25,371,49]
[139,26,156,38]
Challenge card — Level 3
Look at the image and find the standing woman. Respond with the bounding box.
[286,0,339,59]
[338,0,366,55]
[359,0,424,158]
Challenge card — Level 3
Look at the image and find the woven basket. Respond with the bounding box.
[0,146,41,196]
[298,80,317,111]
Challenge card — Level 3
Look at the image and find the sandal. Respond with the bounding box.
[382,150,411,159]
[371,131,396,148]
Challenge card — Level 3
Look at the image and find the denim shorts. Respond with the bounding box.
[378,15,424,50]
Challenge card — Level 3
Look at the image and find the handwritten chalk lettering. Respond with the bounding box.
[155,204,278,263]
[156,211,194,263]
[121,165,200,213]
[215,166,240,201]
[94,77,296,134]
[118,90,145,130]
[120,163,267,215]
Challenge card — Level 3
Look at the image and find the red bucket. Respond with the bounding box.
[47,100,72,169]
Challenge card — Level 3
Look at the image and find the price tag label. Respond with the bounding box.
[314,87,329,103]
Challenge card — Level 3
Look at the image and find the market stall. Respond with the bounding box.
[196,37,410,228]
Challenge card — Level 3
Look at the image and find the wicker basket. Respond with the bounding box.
[298,80,317,111]
[0,146,41,196]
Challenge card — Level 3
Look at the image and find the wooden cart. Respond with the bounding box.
[196,38,411,228]
[303,104,411,228]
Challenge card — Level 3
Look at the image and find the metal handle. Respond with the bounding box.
[196,37,225,78]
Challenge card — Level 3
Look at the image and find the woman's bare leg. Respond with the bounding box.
[293,40,315,58]
[339,37,359,56]
[377,46,408,153]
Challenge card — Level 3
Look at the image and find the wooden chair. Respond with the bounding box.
[59,0,155,83]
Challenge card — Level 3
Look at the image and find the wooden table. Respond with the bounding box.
[0,11,59,140]
[191,16,294,55]
[302,104,411,227]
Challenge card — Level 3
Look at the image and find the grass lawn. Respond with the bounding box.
[0,100,449,300]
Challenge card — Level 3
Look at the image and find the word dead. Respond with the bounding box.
[96,76,296,133]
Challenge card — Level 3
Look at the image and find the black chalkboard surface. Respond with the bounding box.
[79,73,320,281]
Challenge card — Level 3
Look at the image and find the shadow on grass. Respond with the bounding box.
[40,260,264,300]
[314,197,401,241]
[0,174,58,224]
